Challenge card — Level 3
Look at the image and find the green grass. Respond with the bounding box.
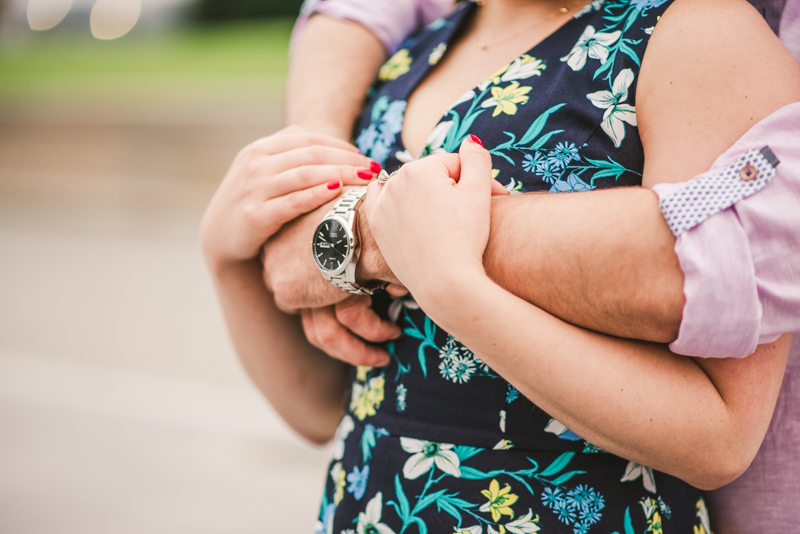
[0,19,293,100]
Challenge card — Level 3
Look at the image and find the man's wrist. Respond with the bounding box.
[355,193,398,285]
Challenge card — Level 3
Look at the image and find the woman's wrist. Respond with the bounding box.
[355,189,400,286]
[411,267,496,326]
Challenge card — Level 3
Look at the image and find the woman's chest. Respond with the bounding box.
[355,0,672,192]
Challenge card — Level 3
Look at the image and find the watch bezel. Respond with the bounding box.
[312,214,355,276]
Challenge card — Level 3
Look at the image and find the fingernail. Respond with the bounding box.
[357,168,374,180]
[370,161,382,173]
[327,179,341,190]
[469,134,484,147]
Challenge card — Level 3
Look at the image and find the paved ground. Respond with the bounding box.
[0,81,333,533]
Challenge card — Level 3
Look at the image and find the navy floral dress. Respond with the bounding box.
[317,2,715,533]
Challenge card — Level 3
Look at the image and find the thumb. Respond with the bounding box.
[458,135,493,193]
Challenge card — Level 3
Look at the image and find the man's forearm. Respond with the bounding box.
[484,188,683,343]
[286,14,387,139]
[359,187,683,343]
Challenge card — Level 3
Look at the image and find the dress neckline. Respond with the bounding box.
[396,0,595,158]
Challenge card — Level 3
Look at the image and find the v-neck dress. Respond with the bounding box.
[316,2,714,533]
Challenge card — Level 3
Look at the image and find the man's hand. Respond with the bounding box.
[262,183,403,312]
[301,295,403,367]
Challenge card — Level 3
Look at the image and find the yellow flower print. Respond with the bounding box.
[648,510,663,534]
[330,461,346,505]
[350,375,386,420]
[481,81,532,117]
[479,479,519,522]
[356,365,370,382]
[693,497,714,534]
[379,49,412,81]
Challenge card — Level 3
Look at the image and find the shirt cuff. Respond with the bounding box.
[667,207,761,358]
[292,0,422,54]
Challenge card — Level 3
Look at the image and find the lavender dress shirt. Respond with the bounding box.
[293,1,800,531]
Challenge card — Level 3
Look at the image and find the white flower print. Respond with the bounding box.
[505,508,542,533]
[356,492,396,534]
[400,438,462,479]
[395,149,414,163]
[428,42,447,65]
[498,55,546,83]
[586,68,637,147]
[454,527,482,534]
[331,415,354,461]
[453,89,476,108]
[620,460,657,493]
[560,25,621,71]
[388,294,419,322]
[439,335,461,361]
[574,0,604,18]
[695,496,712,534]
[439,354,476,383]
[460,343,491,374]
[493,439,513,450]
[395,383,407,412]
[424,120,455,154]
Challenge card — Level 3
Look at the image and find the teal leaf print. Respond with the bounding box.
[403,315,438,377]
[489,103,567,166]
[625,506,635,534]
[618,39,643,66]
[539,452,575,477]
[410,516,428,534]
[529,128,565,151]
[414,489,448,515]
[584,156,629,182]
[551,470,587,486]
[389,474,412,523]
[361,424,389,463]
[436,497,462,523]
[454,445,483,462]
[519,103,566,145]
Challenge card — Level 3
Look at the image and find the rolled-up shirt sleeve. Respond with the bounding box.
[652,102,800,358]
[292,0,455,55]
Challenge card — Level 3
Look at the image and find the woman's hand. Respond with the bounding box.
[367,136,496,304]
[200,125,379,273]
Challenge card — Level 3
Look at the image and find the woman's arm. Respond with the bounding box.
[201,127,380,443]
[366,0,800,488]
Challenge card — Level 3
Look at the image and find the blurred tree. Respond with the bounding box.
[193,0,305,20]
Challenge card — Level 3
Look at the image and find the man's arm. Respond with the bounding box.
[286,14,387,140]
[266,185,684,343]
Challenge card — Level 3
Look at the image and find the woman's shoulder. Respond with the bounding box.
[636,0,800,187]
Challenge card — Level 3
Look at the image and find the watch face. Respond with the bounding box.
[313,219,351,273]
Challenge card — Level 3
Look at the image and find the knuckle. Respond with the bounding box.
[283,191,306,213]
[335,304,359,327]
[315,322,340,346]
[306,146,326,164]
[294,166,313,186]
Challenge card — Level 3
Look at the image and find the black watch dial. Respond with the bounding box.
[313,219,351,272]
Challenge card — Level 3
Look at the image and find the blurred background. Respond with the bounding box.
[0,0,333,532]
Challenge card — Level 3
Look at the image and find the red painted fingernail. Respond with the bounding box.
[469,135,484,147]
[370,161,382,173]
[357,168,374,180]
[327,179,341,190]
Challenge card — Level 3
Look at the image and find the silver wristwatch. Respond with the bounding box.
[311,187,379,295]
